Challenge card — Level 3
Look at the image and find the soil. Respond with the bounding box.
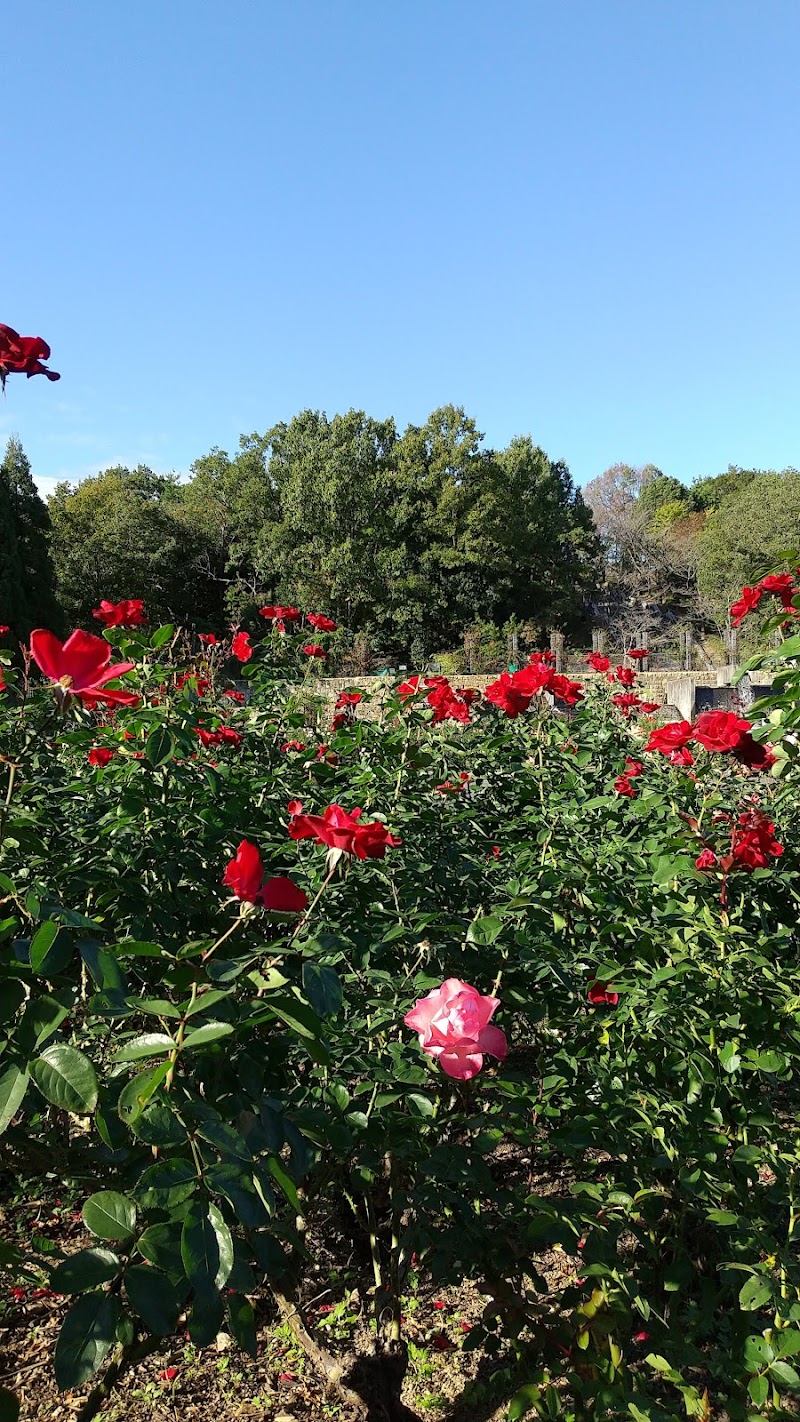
[0,1184,578,1422]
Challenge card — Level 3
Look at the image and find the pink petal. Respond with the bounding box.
[476,1025,507,1061]
[438,1048,484,1080]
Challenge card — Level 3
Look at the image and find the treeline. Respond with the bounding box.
[583,462,800,655]
[1,411,798,665]
[40,406,601,658]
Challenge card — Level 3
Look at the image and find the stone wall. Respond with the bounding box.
[306,668,775,723]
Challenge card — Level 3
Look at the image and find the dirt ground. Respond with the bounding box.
[0,1186,576,1422]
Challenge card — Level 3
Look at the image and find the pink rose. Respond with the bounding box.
[403,979,507,1081]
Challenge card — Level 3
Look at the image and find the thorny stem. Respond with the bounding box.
[165,980,198,1090]
[0,759,17,846]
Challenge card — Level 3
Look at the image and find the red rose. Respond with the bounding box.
[730,585,763,626]
[484,672,532,718]
[281,740,307,753]
[625,758,644,777]
[614,776,636,797]
[613,665,637,687]
[586,652,610,672]
[223,840,265,902]
[302,644,327,658]
[513,662,554,697]
[30,629,139,709]
[231,631,252,662]
[759,573,797,608]
[259,875,309,913]
[88,747,114,767]
[695,849,717,871]
[731,810,783,870]
[92,599,147,628]
[644,720,694,754]
[549,674,584,706]
[638,700,660,714]
[668,746,695,767]
[611,693,641,717]
[734,733,777,771]
[335,692,362,708]
[288,803,401,858]
[306,613,337,633]
[398,675,423,699]
[692,710,751,754]
[588,981,619,1006]
[223,840,307,911]
[628,648,649,660]
[224,689,245,703]
[199,633,219,645]
[259,605,301,621]
[0,323,60,388]
[423,680,473,724]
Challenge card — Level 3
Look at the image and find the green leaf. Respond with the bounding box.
[150,623,175,649]
[302,962,343,1018]
[748,1375,769,1407]
[82,1192,137,1242]
[145,725,176,767]
[30,922,72,977]
[135,1159,198,1210]
[0,1387,20,1422]
[181,1203,234,1293]
[466,914,503,946]
[769,1360,800,1391]
[32,1045,98,1114]
[124,1264,181,1336]
[744,1335,774,1370]
[182,1021,234,1049]
[54,1292,121,1390]
[51,1248,121,1295]
[19,994,70,1051]
[268,1156,302,1215]
[739,1275,773,1311]
[508,1383,542,1420]
[112,1033,176,1062]
[205,1163,269,1228]
[117,1062,172,1127]
[136,1224,185,1279]
[188,1289,224,1347]
[0,1065,29,1135]
[226,1292,257,1357]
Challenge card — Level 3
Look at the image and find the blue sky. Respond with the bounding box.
[4,1,799,498]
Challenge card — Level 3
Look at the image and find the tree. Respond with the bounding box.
[0,436,60,637]
[252,409,397,628]
[696,470,800,620]
[479,436,599,636]
[48,466,200,627]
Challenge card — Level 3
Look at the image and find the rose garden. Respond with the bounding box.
[2,328,800,1421]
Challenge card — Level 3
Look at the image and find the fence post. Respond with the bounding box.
[549,630,564,673]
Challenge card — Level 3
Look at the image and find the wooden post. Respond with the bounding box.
[549,630,564,673]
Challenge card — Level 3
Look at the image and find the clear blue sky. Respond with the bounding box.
[4,1,799,498]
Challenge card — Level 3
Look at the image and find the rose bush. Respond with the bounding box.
[0,603,798,1419]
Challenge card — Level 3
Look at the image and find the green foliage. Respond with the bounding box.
[1,610,800,1418]
[697,469,800,615]
[47,465,204,626]
[0,437,59,636]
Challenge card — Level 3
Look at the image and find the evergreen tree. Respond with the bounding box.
[0,436,60,636]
